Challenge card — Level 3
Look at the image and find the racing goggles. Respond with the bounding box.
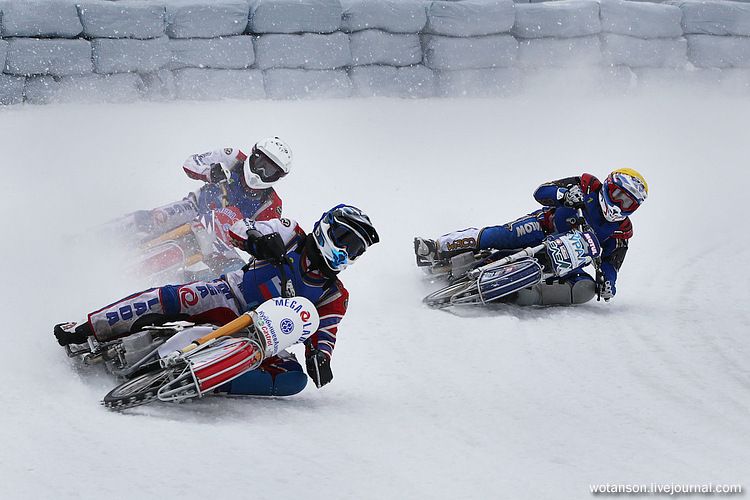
[607,182,640,211]
[328,221,367,260]
[249,150,286,183]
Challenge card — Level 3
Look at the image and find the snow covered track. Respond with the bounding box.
[1,95,748,498]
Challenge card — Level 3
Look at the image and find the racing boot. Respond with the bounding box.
[414,237,439,267]
[54,321,94,346]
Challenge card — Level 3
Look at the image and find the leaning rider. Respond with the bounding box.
[133,136,294,236]
[56,205,379,397]
[415,169,648,304]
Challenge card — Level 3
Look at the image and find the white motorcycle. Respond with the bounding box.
[65,296,319,410]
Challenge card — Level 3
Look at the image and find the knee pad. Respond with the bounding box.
[272,371,308,396]
[222,369,307,397]
[512,273,595,306]
[570,276,596,304]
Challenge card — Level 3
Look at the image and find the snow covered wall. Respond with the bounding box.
[1,0,750,104]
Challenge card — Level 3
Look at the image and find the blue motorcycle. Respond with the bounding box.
[423,210,603,308]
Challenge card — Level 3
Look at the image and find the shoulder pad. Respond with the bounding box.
[580,173,601,194]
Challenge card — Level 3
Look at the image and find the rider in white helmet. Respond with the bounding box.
[241,137,293,190]
[128,137,294,238]
[180,136,293,222]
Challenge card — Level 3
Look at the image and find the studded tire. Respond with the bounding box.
[423,278,477,308]
[102,366,184,410]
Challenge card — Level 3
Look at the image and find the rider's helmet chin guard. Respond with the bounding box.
[313,204,380,272]
[598,168,649,222]
[243,136,293,190]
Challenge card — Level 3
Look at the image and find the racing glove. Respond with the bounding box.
[306,349,333,388]
[245,230,287,265]
[559,185,584,208]
[599,280,616,302]
[228,220,288,264]
[209,163,228,183]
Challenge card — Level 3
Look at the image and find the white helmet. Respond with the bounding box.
[243,136,292,189]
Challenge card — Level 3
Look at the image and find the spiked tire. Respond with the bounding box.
[102,365,188,410]
[422,278,479,308]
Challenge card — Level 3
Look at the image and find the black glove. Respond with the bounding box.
[209,163,227,183]
[246,230,287,264]
[306,349,333,388]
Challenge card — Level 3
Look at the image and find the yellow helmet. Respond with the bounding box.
[599,168,648,222]
[612,168,648,194]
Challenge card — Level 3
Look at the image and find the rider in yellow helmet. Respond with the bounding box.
[415,169,648,304]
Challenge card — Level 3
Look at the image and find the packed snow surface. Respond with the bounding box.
[1,93,748,499]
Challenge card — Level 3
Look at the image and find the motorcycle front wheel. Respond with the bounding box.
[423,278,480,308]
[102,365,186,410]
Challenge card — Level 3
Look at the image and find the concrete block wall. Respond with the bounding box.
[1,0,749,104]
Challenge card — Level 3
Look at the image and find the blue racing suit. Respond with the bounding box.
[436,174,632,295]
[85,218,348,396]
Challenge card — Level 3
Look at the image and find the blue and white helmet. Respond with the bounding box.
[313,204,379,272]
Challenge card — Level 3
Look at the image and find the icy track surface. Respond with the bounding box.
[1,95,748,499]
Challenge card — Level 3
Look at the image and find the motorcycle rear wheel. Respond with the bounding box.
[103,365,186,410]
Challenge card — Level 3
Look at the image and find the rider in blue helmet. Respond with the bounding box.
[55,204,379,397]
[312,204,380,272]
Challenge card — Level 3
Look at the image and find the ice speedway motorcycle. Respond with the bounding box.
[98,180,247,284]
[421,209,604,309]
[64,296,319,410]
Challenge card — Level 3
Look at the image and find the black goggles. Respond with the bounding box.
[249,151,286,183]
[328,222,367,259]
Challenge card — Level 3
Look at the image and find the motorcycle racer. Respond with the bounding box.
[415,169,648,304]
[135,136,293,236]
[55,204,379,397]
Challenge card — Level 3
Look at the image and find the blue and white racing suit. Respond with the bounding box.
[85,218,348,396]
[435,173,633,295]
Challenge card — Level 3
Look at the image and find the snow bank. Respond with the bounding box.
[424,0,515,37]
[24,73,143,104]
[349,30,422,66]
[0,73,24,104]
[1,0,82,37]
[340,0,427,33]
[169,36,255,69]
[670,0,750,36]
[423,34,518,70]
[5,38,92,76]
[436,66,522,96]
[92,37,171,74]
[140,69,176,99]
[517,36,601,67]
[349,64,435,96]
[599,0,683,39]
[263,68,352,98]
[512,1,601,39]
[173,67,265,99]
[248,0,342,34]
[601,33,688,67]
[254,32,351,70]
[166,0,249,38]
[523,65,635,94]
[77,1,166,39]
[687,34,750,67]
[2,0,750,104]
